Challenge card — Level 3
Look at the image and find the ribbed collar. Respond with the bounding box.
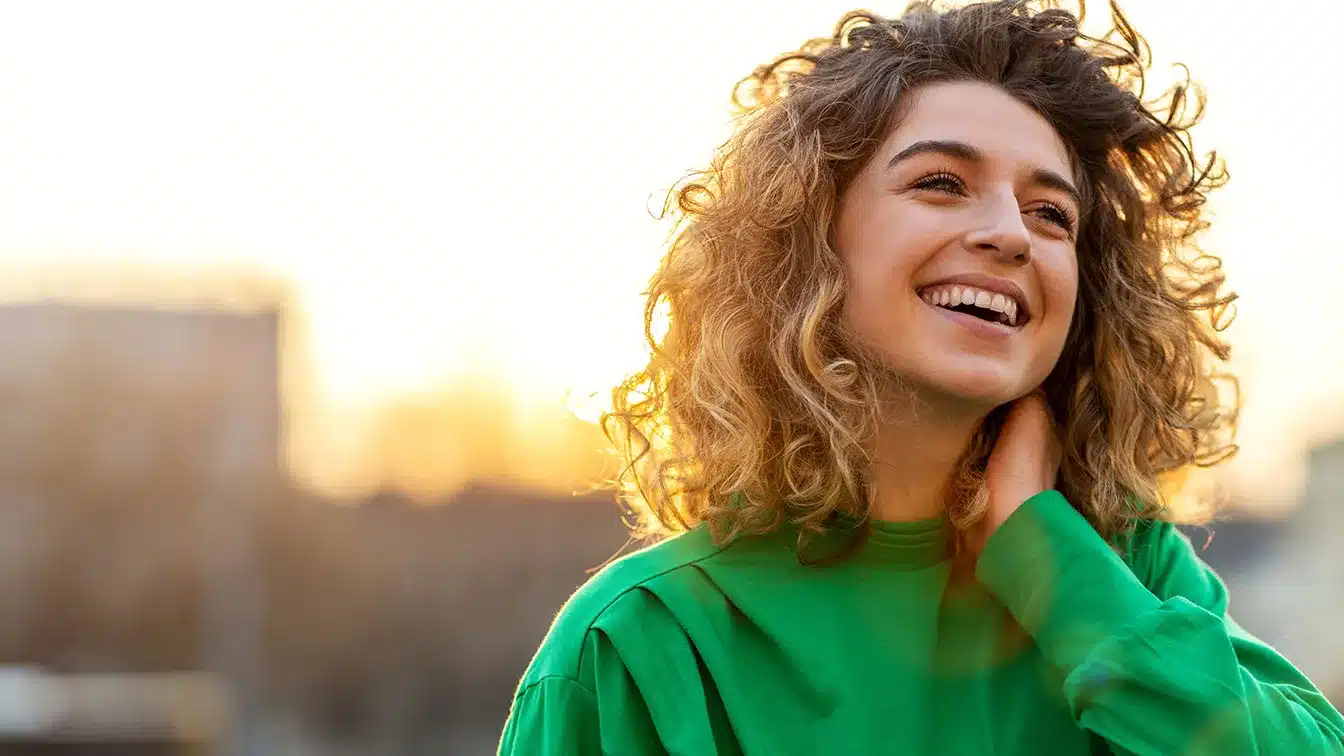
[792,511,954,569]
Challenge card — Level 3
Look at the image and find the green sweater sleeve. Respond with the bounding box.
[976,489,1344,755]
[499,628,668,755]
[497,676,600,755]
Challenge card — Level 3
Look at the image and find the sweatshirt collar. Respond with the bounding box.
[794,511,953,569]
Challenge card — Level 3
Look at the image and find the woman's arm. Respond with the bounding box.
[498,676,601,755]
[976,489,1344,755]
[498,615,672,755]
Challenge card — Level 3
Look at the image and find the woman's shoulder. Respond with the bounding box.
[516,524,733,686]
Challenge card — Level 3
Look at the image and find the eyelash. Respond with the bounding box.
[911,170,1078,233]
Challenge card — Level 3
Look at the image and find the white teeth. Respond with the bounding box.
[918,282,1026,328]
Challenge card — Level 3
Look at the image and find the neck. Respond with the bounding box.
[866,389,987,522]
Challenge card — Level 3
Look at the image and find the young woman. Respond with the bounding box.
[499,1,1344,753]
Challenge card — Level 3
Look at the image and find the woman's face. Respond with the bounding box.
[833,79,1080,410]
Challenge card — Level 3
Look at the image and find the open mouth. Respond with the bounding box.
[916,284,1029,329]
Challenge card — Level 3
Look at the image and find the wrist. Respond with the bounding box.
[991,486,1050,526]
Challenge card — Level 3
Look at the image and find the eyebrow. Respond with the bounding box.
[885,139,1081,209]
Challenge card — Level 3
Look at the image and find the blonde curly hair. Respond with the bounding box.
[600,0,1238,553]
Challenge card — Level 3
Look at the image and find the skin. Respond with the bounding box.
[830,80,1078,551]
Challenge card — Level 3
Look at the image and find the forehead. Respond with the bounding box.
[883,80,1074,177]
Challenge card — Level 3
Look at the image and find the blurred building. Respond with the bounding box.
[0,302,281,480]
[0,302,283,754]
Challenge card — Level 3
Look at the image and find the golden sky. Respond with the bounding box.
[0,1,1338,505]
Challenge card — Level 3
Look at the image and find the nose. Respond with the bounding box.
[963,193,1032,264]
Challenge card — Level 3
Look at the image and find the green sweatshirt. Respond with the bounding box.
[498,490,1344,754]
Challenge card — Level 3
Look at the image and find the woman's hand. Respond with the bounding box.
[969,390,1063,556]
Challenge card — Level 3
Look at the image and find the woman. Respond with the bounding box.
[500,1,1344,753]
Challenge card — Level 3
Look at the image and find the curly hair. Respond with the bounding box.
[600,0,1239,553]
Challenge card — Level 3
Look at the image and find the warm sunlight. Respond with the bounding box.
[0,1,1338,504]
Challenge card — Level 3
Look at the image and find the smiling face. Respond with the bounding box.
[832,79,1081,411]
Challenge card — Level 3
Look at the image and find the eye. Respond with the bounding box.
[1031,203,1077,234]
[911,171,966,195]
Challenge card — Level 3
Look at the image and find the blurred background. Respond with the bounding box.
[0,1,1338,754]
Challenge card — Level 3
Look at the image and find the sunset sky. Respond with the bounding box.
[0,0,1338,505]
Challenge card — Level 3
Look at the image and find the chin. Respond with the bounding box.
[909,367,1028,413]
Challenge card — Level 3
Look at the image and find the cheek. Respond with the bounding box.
[1039,256,1080,368]
[1044,250,1080,323]
[837,225,903,324]
[841,265,885,339]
